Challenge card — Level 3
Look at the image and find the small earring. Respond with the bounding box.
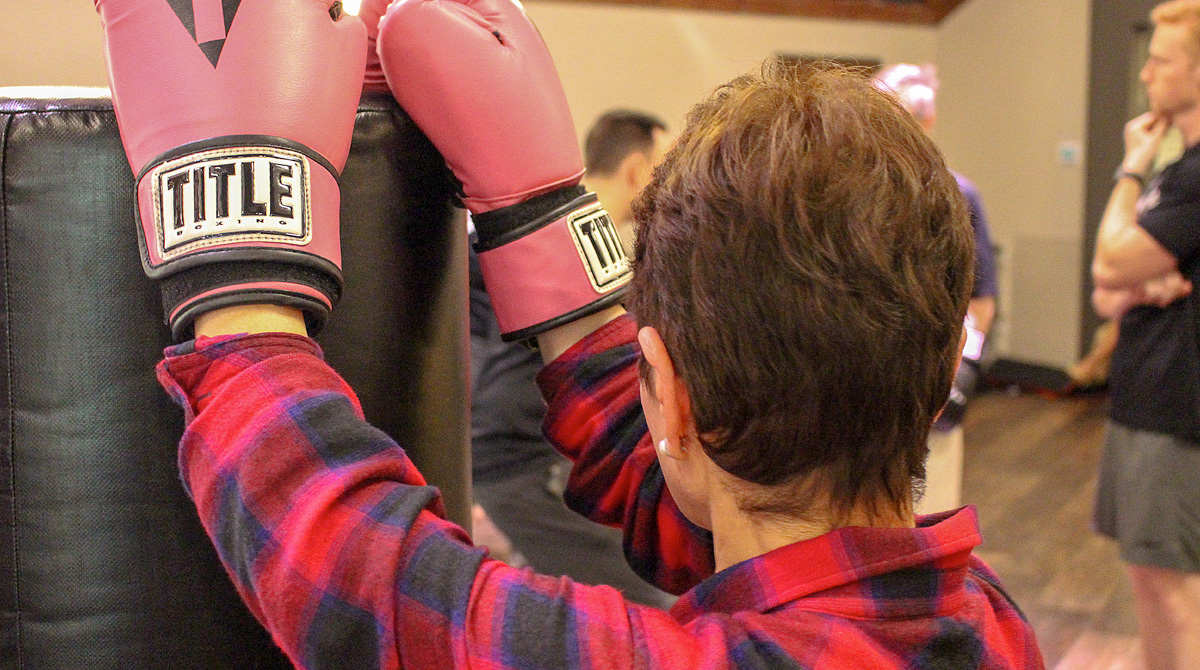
[657,438,683,460]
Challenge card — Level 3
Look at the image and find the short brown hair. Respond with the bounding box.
[1153,0,1200,55]
[584,109,668,176]
[626,62,973,522]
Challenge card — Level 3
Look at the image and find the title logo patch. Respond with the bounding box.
[567,204,630,293]
[152,147,310,260]
[166,0,242,67]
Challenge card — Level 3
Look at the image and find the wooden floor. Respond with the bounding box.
[961,390,1144,670]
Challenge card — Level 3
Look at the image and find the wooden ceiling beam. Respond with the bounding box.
[541,0,970,26]
[924,0,969,22]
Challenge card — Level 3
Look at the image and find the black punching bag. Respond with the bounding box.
[0,89,470,670]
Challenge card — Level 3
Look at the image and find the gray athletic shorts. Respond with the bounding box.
[1093,421,1200,573]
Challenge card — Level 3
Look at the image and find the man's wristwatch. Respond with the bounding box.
[1114,166,1148,188]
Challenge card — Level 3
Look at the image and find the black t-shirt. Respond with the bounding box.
[1109,143,1200,443]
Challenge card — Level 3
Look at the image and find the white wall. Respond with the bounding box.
[526,0,1093,369]
[936,0,1093,368]
[0,0,108,88]
[525,2,937,139]
[1,0,1092,369]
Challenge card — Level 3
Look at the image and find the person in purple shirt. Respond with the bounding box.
[874,63,999,515]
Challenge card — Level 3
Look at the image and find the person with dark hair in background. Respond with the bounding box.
[465,106,675,608]
[100,0,1044,666]
[873,63,998,515]
[1090,2,1200,667]
[583,109,671,256]
[468,244,675,607]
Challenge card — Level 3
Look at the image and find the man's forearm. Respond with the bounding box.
[1092,268,1192,319]
[1092,285,1144,320]
[1093,179,1175,288]
[1093,111,1179,288]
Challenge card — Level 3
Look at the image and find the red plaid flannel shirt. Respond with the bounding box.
[157,315,1044,670]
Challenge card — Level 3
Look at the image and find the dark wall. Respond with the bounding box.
[1081,0,1158,351]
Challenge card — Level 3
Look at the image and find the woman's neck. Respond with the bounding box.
[707,479,914,572]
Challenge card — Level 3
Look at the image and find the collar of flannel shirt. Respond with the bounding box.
[669,506,981,624]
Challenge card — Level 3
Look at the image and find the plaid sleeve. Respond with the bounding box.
[537,315,715,595]
[157,332,726,670]
[158,332,484,670]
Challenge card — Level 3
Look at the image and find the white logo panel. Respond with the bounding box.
[567,204,630,292]
[152,147,310,260]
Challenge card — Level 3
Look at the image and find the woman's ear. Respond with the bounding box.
[638,326,693,458]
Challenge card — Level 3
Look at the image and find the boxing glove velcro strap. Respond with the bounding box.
[161,260,341,339]
[474,188,632,341]
[471,185,589,250]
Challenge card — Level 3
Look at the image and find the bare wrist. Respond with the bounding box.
[1115,165,1148,188]
[194,304,309,338]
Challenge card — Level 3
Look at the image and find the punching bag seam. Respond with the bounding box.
[0,110,21,670]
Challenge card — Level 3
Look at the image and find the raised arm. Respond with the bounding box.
[1093,113,1179,288]
[1092,269,1193,319]
[99,1,707,666]
[370,0,712,589]
[537,315,716,594]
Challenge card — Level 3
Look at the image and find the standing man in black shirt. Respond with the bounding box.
[1091,2,1200,668]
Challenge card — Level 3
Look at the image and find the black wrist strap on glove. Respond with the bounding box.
[471,185,589,250]
[161,259,340,339]
[471,184,632,342]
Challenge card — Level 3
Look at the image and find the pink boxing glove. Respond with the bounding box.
[361,0,390,93]
[96,0,366,338]
[374,0,631,342]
